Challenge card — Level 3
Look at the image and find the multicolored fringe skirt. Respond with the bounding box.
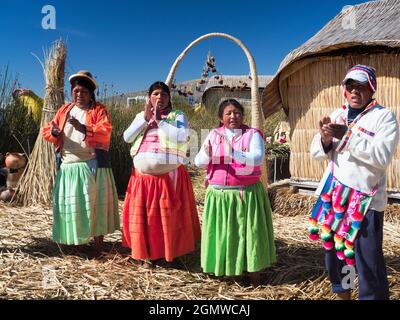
[122,165,201,261]
[201,182,276,276]
[52,162,119,245]
[308,173,373,265]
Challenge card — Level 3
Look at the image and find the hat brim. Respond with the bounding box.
[69,74,97,89]
[342,70,370,85]
[342,77,369,86]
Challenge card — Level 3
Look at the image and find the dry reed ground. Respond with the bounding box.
[0,166,399,300]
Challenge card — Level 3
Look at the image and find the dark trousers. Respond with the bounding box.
[325,209,389,300]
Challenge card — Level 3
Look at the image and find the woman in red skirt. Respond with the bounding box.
[122,81,200,267]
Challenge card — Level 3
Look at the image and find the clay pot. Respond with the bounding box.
[0,188,15,202]
[7,168,24,188]
[5,152,27,170]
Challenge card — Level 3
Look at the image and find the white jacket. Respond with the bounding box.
[310,103,399,211]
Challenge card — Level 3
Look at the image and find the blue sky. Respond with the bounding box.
[0,0,367,97]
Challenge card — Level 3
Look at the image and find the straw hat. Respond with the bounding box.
[68,70,97,89]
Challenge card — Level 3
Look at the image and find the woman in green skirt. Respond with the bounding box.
[194,99,276,285]
[42,70,119,256]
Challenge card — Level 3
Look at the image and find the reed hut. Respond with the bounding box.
[202,75,272,109]
[262,0,400,194]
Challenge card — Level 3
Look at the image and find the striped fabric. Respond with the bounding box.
[122,165,200,261]
[137,125,163,154]
[92,168,120,236]
[52,162,96,245]
[309,173,374,266]
[358,126,376,137]
[52,162,120,245]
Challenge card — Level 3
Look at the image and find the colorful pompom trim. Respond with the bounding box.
[323,241,334,250]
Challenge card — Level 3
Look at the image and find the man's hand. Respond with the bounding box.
[319,116,333,147]
[323,123,348,140]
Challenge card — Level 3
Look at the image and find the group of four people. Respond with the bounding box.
[42,72,276,285]
[41,64,397,299]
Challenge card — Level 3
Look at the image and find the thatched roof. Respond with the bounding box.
[262,0,400,118]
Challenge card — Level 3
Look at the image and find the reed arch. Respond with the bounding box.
[166,32,268,187]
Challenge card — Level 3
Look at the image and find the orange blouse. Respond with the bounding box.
[42,102,112,152]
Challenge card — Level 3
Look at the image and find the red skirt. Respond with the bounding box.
[122,165,201,261]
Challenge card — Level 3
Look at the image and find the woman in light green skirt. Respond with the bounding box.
[43,70,119,254]
[194,99,276,284]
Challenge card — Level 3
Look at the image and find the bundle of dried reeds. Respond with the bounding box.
[268,186,316,216]
[12,40,66,206]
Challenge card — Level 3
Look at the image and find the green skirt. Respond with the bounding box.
[201,182,276,276]
[92,168,120,237]
[52,163,119,245]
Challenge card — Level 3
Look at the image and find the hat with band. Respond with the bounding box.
[69,70,97,89]
[342,64,377,92]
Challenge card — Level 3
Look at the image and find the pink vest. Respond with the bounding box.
[207,125,263,186]
[137,121,162,154]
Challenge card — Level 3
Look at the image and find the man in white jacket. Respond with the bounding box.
[310,65,399,300]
